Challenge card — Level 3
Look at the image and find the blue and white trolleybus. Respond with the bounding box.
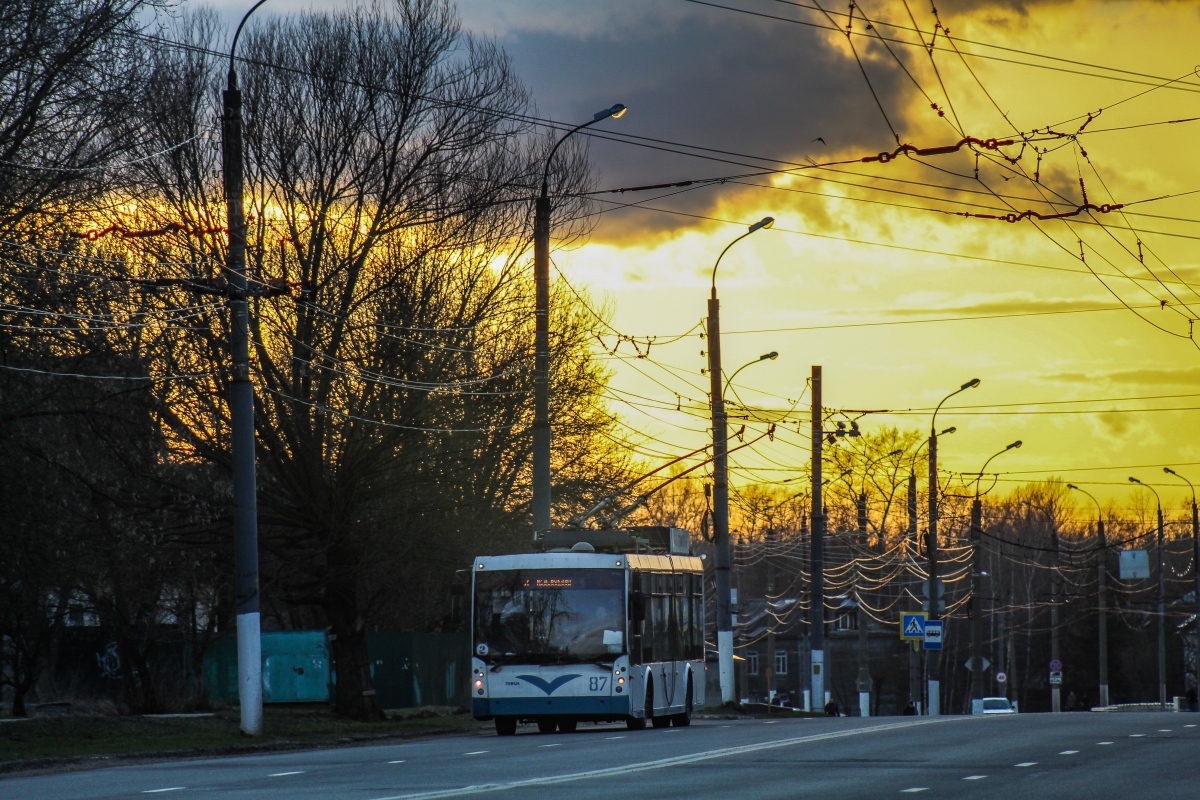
[470,527,705,735]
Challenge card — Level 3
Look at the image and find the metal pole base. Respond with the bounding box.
[858,692,870,718]
[927,679,940,716]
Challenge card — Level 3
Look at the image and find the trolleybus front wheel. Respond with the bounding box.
[557,718,578,733]
[494,716,517,736]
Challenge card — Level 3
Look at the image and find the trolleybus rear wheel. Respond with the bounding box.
[557,718,578,733]
[536,718,556,734]
[494,716,517,736]
[672,679,693,726]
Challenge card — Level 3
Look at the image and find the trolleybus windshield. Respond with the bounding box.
[474,569,624,663]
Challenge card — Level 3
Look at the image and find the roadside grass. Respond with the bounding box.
[0,705,488,770]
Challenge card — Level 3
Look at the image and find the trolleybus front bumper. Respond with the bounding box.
[473,695,631,720]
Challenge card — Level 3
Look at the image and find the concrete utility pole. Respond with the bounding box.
[970,497,984,703]
[766,526,776,708]
[1070,484,1109,706]
[855,482,872,717]
[708,217,773,704]
[1130,476,1167,708]
[907,471,920,711]
[810,365,825,712]
[223,0,271,737]
[1164,468,1199,701]
[927,379,979,715]
[970,441,1020,704]
[532,103,626,538]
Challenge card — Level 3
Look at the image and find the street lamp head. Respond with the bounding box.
[941,426,956,435]
[749,216,775,233]
[759,351,779,361]
[1006,440,1023,451]
[1128,476,1141,485]
[1164,467,1177,475]
[1067,483,1079,490]
[961,378,981,390]
[888,448,903,456]
[595,103,628,121]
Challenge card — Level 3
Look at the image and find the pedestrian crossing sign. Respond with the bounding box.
[900,612,927,640]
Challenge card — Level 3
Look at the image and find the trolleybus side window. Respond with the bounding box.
[691,573,704,659]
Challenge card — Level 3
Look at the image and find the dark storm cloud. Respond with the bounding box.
[476,1,920,237]
[1047,365,1200,387]
[872,296,1118,318]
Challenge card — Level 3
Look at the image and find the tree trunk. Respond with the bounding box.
[324,558,384,721]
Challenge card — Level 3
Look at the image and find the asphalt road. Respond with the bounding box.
[5,712,1199,799]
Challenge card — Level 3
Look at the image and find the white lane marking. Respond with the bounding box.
[1158,729,1172,732]
[1097,742,1113,745]
[539,744,561,748]
[1186,725,1197,728]
[1059,750,1079,755]
[366,718,965,800]
[1130,734,1146,738]
[142,790,185,794]
[389,760,407,764]
[964,775,987,780]
[269,771,305,777]
[900,789,929,794]
[465,751,489,755]
[763,720,779,724]
[605,736,625,740]
[661,729,681,733]
[1015,762,1037,767]
[719,725,731,728]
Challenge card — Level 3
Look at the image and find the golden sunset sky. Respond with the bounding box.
[209,0,1200,513]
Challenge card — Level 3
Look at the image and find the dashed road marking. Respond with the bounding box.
[605,736,625,740]
[269,771,305,777]
[539,744,561,748]
[389,760,407,764]
[465,751,489,755]
[1097,742,1113,745]
[1130,734,1146,738]
[964,775,987,780]
[1186,724,1197,728]
[900,788,929,794]
[763,720,780,724]
[1015,762,1037,767]
[142,790,185,794]
[1059,750,1078,755]
[1158,729,1171,732]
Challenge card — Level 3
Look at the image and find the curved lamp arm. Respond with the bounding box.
[229,0,271,84]
[1164,467,1197,507]
[932,378,980,433]
[1129,476,1162,509]
[974,440,1022,496]
[711,217,774,297]
[541,104,627,196]
[1067,483,1102,519]
[724,351,778,399]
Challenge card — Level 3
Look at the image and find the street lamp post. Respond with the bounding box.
[1021,497,1063,712]
[532,103,627,539]
[969,441,1022,704]
[223,0,271,737]
[1130,476,1167,708]
[1164,467,1199,704]
[927,379,980,715]
[1068,484,1109,707]
[708,217,774,705]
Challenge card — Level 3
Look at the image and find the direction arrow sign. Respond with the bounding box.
[964,656,991,671]
[901,612,927,640]
[923,620,944,650]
